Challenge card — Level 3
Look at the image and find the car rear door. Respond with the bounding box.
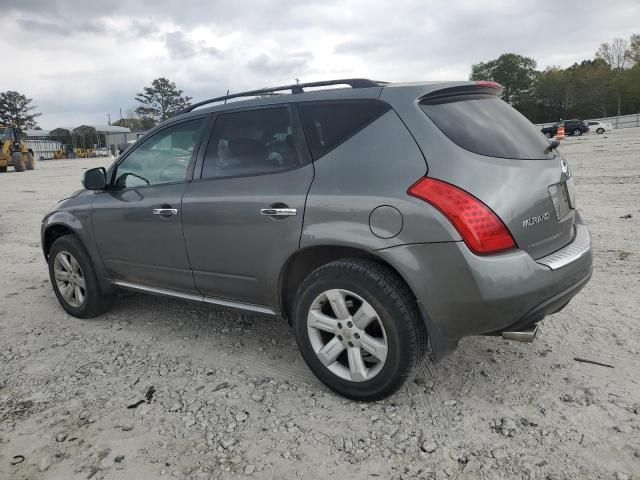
[181,104,313,309]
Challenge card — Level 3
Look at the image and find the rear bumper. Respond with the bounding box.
[377,219,592,360]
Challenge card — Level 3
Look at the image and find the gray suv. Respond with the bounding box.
[42,79,592,400]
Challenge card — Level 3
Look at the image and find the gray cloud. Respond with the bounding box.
[165,31,221,60]
[17,17,106,36]
[247,52,312,76]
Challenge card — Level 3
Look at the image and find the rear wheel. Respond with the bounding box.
[48,235,113,318]
[596,128,604,134]
[293,258,428,401]
[25,152,35,170]
[11,152,25,172]
[572,129,582,136]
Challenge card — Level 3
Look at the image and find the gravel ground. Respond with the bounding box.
[0,129,638,480]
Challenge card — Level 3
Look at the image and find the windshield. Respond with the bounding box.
[0,128,13,142]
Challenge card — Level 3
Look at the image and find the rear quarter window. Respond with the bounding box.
[420,95,553,160]
[299,100,391,160]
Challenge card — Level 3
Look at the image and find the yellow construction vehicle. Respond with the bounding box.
[0,125,34,172]
[53,148,68,159]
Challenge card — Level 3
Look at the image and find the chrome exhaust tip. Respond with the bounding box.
[501,325,538,343]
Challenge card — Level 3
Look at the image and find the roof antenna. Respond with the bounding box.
[224,89,229,104]
[292,78,303,94]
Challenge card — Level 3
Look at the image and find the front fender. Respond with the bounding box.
[41,208,114,295]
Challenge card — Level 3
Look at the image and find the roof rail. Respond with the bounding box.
[180,78,387,114]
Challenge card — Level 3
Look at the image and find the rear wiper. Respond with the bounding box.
[544,139,560,155]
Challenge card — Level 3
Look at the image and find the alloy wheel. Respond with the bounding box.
[307,289,388,382]
[53,251,86,307]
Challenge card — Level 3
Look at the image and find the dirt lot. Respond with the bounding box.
[1,129,638,480]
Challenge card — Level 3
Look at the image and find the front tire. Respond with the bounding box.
[596,128,604,134]
[572,129,582,136]
[12,152,25,172]
[48,235,112,318]
[293,259,428,401]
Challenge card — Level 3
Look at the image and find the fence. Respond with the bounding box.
[537,113,640,129]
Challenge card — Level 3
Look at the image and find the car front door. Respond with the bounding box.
[92,117,207,292]
[181,105,313,309]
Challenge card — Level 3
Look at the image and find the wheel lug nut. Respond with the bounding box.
[347,321,353,328]
[337,322,343,329]
[338,335,343,341]
[348,341,354,347]
[354,333,360,339]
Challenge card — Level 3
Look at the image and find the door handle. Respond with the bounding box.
[260,208,297,216]
[152,208,178,216]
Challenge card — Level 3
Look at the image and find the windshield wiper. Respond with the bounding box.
[544,139,560,155]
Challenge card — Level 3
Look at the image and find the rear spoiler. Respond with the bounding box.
[419,81,503,104]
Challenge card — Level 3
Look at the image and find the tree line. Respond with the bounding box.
[471,34,640,123]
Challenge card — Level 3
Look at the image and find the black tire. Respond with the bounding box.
[12,152,25,172]
[596,128,604,134]
[25,152,35,170]
[572,129,582,136]
[48,235,113,318]
[293,258,428,401]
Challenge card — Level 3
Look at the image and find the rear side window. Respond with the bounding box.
[201,107,300,179]
[299,100,391,160]
[421,95,553,160]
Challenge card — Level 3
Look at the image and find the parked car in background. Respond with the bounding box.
[586,120,613,134]
[41,79,592,400]
[541,119,589,137]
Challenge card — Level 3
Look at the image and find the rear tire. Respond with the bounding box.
[48,235,113,318]
[572,129,582,136]
[11,152,25,172]
[596,128,604,134]
[25,152,35,170]
[293,258,428,401]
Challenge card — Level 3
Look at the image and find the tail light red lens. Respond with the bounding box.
[408,177,516,255]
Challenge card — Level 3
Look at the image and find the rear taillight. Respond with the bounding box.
[408,177,516,255]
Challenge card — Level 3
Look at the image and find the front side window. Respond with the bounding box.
[201,107,300,179]
[115,118,205,188]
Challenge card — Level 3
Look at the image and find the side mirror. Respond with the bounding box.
[82,167,107,190]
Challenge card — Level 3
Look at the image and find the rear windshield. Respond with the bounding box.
[421,95,553,160]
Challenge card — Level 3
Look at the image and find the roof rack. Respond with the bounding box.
[180,78,386,114]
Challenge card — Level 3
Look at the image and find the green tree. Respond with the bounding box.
[470,53,538,105]
[0,90,42,129]
[627,33,640,65]
[135,78,192,123]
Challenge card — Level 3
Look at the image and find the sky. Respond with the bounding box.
[3,0,639,129]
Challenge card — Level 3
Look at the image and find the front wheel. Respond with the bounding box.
[596,128,605,134]
[572,129,582,136]
[11,152,25,172]
[293,259,428,401]
[48,235,112,318]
